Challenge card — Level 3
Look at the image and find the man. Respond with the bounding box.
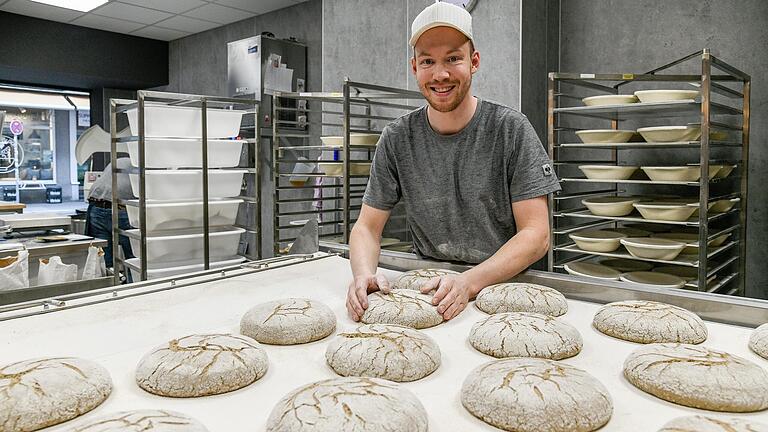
[346,1,561,322]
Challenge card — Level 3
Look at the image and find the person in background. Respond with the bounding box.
[346,2,560,321]
[85,157,134,282]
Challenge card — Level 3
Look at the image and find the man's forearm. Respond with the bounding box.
[462,227,549,297]
[349,227,382,279]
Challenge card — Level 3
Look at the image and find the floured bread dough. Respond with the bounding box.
[392,268,459,291]
[240,298,336,345]
[657,415,768,432]
[461,358,612,432]
[469,312,582,359]
[361,289,444,329]
[749,323,768,360]
[67,409,209,431]
[135,334,268,397]
[593,300,707,344]
[326,324,440,382]
[265,376,428,432]
[624,343,768,412]
[475,282,568,316]
[0,357,112,432]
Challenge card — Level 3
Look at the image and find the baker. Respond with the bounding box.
[346,1,560,321]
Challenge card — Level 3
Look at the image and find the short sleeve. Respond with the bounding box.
[507,116,561,203]
[362,126,401,210]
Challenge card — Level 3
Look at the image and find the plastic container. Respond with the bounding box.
[126,138,245,169]
[129,169,246,200]
[126,198,242,232]
[125,227,245,263]
[126,256,245,281]
[126,105,245,138]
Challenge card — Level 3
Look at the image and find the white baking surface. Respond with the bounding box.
[1,255,767,431]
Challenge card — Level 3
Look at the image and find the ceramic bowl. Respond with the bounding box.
[710,232,732,247]
[582,94,639,106]
[652,266,699,282]
[320,133,380,147]
[603,226,652,237]
[710,198,740,213]
[651,232,709,255]
[599,258,655,272]
[641,166,701,182]
[686,164,724,179]
[620,237,687,260]
[636,126,701,143]
[579,165,638,180]
[563,262,622,280]
[714,164,737,178]
[569,229,627,252]
[620,271,687,289]
[575,129,635,144]
[633,202,697,222]
[633,89,699,103]
[582,197,641,216]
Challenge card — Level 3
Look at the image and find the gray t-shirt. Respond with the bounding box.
[363,99,560,264]
[88,157,134,201]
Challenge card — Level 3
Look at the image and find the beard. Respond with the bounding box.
[420,73,472,113]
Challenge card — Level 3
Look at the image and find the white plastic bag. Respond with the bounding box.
[82,246,106,280]
[0,250,29,290]
[37,256,78,286]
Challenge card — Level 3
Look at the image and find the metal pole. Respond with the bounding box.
[201,99,210,270]
[739,77,751,296]
[546,73,556,272]
[109,99,120,286]
[697,50,712,292]
[342,79,351,243]
[272,95,280,255]
[254,101,261,260]
[138,91,148,282]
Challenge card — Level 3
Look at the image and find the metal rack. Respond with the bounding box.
[547,49,749,295]
[109,90,259,283]
[271,79,423,255]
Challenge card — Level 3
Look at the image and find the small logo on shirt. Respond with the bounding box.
[542,164,553,176]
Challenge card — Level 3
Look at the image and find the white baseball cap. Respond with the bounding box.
[409,1,474,47]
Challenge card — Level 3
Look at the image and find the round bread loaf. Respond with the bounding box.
[361,289,444,329]
[67,410,209,431]
[392,268,459,291]
[593,300,707,344]
[265,376,428,432]
[461,358,612,432]
[326,324,440,382]
[624,343,768,412]
[749,323,768,360]
[240,298,336,345]
[0,357,112,432]
[469,312,582,359]
[658,415,768,432]
[475,282,568,316]
[135,334,268,397]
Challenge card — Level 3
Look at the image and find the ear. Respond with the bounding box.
[470,50,480,74]
[410,56,417,75]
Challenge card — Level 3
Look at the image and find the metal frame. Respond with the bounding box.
[109,90,260,283]
[547,49,750,295]
[271,79,423,255]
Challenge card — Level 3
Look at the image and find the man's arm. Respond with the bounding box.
[346,204,393,321]
[421,195,551,319]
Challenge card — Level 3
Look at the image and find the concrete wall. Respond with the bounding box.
[559,0,768,298]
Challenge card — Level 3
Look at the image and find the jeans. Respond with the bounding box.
[86,204,134,275]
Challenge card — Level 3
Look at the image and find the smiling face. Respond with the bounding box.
[411,26,479,113]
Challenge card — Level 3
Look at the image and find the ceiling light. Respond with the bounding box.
[28,0,108,12]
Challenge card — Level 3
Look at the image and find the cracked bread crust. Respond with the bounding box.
[0,357,113,432]
[624,343,768,412]
[461,358,612,432]
[658,415,768,432]
[325,324,440,382]
[749,323,768,360]
[392,268,460,291]
[361,289,444,329]
[240,298,336,345]
[135,334,268,398]
[475,283,568,316]
[469,312,582,360]
[67,409,209,431]
[265,376,428,432]
[593,300,707,344]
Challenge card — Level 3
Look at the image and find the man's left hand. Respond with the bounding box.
[420,274,475,320]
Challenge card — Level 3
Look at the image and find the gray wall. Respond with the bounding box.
[163,0,321,96]
[559,0,768,298]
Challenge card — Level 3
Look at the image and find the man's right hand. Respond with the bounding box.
[346,273,391,321]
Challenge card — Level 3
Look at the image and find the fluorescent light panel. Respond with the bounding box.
[28,0,108,12]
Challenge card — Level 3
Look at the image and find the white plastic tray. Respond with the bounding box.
[126,139,244,169]
[125,255,245,281]
[0,213,71,229]
[125,105,245,138]
[129,169,246,200]
[125,199,242,232]
[125,227,244,263]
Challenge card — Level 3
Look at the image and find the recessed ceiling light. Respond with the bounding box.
[28,0,108,12]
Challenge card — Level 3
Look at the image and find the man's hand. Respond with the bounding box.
[420,274,476,320]
[346,273,391,321]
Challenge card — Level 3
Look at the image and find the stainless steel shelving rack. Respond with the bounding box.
[271,79,423,255]
[547,49,749,295]
[109,90,259,283]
